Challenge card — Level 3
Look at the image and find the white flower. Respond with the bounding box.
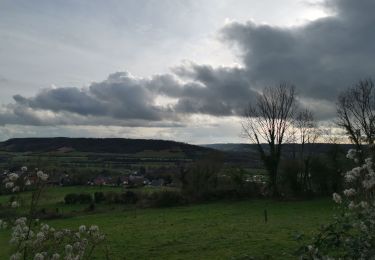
[89,225,99,232]
[54,231,63,239]
[41,224,49,232]
[360,201,369,209]
[12,186,20,192]
[11,201,19,208]
[365,157,372,165]
[5,182,14,189]
[37,171,48,181]
[36,232,45,241]
[351,167,361,177]
[79,225,86,233]
[346,149,357,160]
[37,170,44,178]
[65,244,73,254]
[10,252,22,260]
[344,172,356,183]
[34,253,44,260]
[0,219,4,229]
[343,188,356,197]
[8,173,19,181]
[51,253,60,260]
[332,193,342,204]
[73,241,81,249]
[348,201,356,210]
[15,217,27,225]
[362,179,375,190]
[25,179,31,186]
[21,166,28,172]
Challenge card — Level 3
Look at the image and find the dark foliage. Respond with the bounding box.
[94,192,105,203]
[0,137,213,159]
[147,190,186,207]
[64,193,92,204]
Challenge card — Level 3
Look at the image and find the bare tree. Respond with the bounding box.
[337,79,375,156]
[295,109,319,192]
[323,131,345,192]
[242,83,297,196]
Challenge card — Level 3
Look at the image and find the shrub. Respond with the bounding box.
[280,159,302,197]
[0,167,106,259]
[64,193,92,204]
[148,190,185,207]
[104,191,119,203]
[94,192,105,203]
[78,193,92,204]
[86,203,96,212]
[298,149,375,259]
[179,153,223,201]
[64,193,79,204]
[35,208,62,220]
[119,191,138,204]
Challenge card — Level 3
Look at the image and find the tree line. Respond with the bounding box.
[242,79,375,197]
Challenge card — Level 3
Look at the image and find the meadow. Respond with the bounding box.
[0,186,334,259]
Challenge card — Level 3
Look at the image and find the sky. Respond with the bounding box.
[0,0,373,144]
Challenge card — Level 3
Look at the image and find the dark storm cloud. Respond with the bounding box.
[13,88,105,116]
[172,64,255,115]
[1,0,374,126]
[10,72,169,122]
[221,0,375,102]
[2,67,256,126]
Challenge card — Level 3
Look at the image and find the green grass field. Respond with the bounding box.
[0,186,334,259]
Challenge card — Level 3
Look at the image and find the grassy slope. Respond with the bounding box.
[0,187,334,259]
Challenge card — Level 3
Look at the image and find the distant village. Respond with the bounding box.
[87,172,168,188]
[0,167,177,191]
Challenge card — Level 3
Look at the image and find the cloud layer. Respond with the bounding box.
[222,0,375,100]
[0,67,255,126]
[1,0,375,127]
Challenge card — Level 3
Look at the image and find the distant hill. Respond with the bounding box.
[0,139,356,169]
[0,138,214,158]
[203,143,355,155]
[203,143,258,153]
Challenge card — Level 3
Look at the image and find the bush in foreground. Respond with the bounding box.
[299,149,375,259]
[64,193,92,204]
[0,167,107,259]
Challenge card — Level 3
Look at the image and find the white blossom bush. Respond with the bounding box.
[0,167,108,260]
[298,148,375,259]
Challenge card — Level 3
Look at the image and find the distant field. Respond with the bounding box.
[0,185,177,216]
[0,186,334,259]
[0,150,189,173]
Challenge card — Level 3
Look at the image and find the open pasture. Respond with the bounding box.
[0,186,333,259]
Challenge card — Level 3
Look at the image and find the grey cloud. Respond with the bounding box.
[14,88,105,116]
[11,72,171,123]
[221,0,375,101]
[0,104,185,128]
[172,64,255,115]
[1,64,257,126]
[1,0,373,126]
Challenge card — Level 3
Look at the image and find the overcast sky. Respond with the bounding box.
[0,0,373,144]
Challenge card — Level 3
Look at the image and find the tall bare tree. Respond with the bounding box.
[295,109,319,192]
[242,83,297,196]
[337,79,375,156]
